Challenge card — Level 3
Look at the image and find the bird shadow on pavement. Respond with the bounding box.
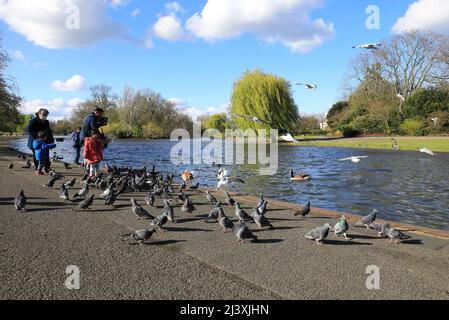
[24,207,67,213]
[149,239,187,246]
[164,226,213,233]
[323,239,372,246]
[176,217,205,223]
[401,239,423,245]
[348,234,382,240]
[255,239,284,244]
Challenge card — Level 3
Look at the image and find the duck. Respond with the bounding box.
[288,169,311,181]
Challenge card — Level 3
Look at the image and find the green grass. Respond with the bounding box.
[295,136,449,153]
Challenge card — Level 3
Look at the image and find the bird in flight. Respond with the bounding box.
[296,83,318,90]
[352,43,383,50]
[234,114,298,143]
[338,156,368,163]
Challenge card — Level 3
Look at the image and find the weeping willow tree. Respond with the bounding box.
[230,69,299,133]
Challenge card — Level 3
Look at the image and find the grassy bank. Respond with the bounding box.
[295,136,449,153]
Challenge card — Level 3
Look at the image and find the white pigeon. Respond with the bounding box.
[419,148,435,156]
[352,43,382,50]
[296,83,318,90]
[338,156,368,163]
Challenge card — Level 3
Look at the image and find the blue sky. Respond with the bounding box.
[0,0,444,120]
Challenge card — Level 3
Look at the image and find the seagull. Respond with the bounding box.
[354,209,378,229]
[217,168,229,180]
[333,215,350,240]
[338,156,368,163]
[233,223,258,244]
[234,114,298,143]
[419,148,435,156]
[279,130,299,143]
[14,190,27,211]
[305,223,332,245]
[235,114,271,125]
[122,229,156,245]
[217,176,245,191]
[296,83,318,90]
[352,43,383,50]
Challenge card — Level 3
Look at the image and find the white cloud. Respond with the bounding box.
[131,8,140,17]
[185,0,335,53]
[51,75,87,92]
[393,0,449,35]
[165,2,184,13]
[22,98,85,120]
[13,50,26,61]
[0,0,128,49]
[153,15,188,41]
[108,0,130,8]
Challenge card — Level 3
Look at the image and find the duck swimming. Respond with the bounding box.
[288,169,311,181]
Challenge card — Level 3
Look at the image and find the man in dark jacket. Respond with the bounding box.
[80,108,105,144]
[26,108,55,171]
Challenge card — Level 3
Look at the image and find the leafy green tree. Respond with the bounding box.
[202,113,231,133]
[230,69,299,133]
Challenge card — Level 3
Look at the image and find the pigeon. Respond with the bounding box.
[190,182,200,190]
[163,199,175,223]
[294,201,311,218]
[74,194,94,210]
[73,182,89,199]
[305,223,332,245]
[419,148,435,156]
[177,189,187,202]
[225,191,236,206]
[104,191,118,207]
[257,194,265,208]
[151,212,169,232]
[338,156,368,163]
[64,177,76,188]
[145,193,155,207]
[44,175,59,189]
[369,222,389,238]
[385,225,411,244]
[234,202,252,223]
[256,200,268,215]
[63,163,72,170]
[130,198,154,220]
[8,162,14,169]
[205,190,219,204]
[205,202,223,223]
[252,208,274,230]
[333,215,350,240]
[218,210,234,232]
[14,190,26,211]
[22,160,32,169]
[233,223,258,244]
[58,184,70,201]
[99,184,114,198]
[122,229,156,245]
[354,209,378,229]
[181,196,195,215]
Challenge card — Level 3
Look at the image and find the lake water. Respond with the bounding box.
[12,137,449,231]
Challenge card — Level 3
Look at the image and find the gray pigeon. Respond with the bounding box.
[44,175,59,188]
[64,177,76,188]
[181,196,195,215]
[14,190,26,211]
[257,200,268,215]
[257,193,265,208]
[233,223,258,244]
[105,191,118,207]
[145,193,155,207]
[294,201,311,218]
[219,214,234,232]
[369,222,389,237]
[354,209,378,229]
[74,194,94,210]
[131,198,154,220]
[205,203,224,223]
[99,184,114,198]
[305,223,332,245]
[163,199,175,223]
[151,212,169,231]
[22,160,32,169]
[252,208,274,230]
[206,190,218,204]
[234,202,252,223]
[73,182,89,199]
[225,191,235,206]
[58,184,70,201]
[385,225,411,244]
[333,215,350,240]
[122,229,156,245]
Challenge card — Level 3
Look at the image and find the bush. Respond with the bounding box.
[103,122,130,139]
[400,119,425,136]
[338,124,360,137]
[142,122,165,139]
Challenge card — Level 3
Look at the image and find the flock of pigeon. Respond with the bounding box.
[8,147,412,246]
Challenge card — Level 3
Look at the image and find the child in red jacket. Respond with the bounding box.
[83,132,104,178]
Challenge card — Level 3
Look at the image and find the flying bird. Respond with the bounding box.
[338,156,368,163]
[352,43,383,50]
[234,114,298,143]
[296,83,318,90]
[419,148,435,156]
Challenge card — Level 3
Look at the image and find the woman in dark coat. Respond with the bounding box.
[26,108,55,171]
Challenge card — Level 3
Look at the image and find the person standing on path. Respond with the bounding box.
[26,108,55,172]
[83,131,104,179]
[71,127,82,165]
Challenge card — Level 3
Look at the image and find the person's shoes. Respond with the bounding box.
[35,171,44,176]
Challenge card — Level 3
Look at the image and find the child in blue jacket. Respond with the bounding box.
[33,131,57,175]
